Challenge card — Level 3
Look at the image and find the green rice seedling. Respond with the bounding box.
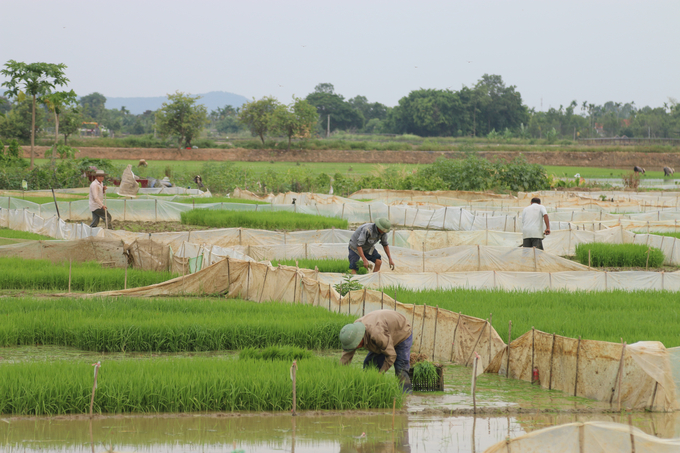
[0,257,175,292]
[0,227,53,240]
[180,209,348,231]
[575,243,664,267]
[0,297,353,352]
[176,197,269,205]
[271,258,367,274]
[387,288,680,347]
[239,345,313,361]
[413,361,438,383]
[633,231,680,240]
[0,356,403,415]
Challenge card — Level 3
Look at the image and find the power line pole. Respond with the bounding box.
[326,114,330,138]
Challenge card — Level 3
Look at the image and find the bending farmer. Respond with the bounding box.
[348,217,395,273]
[521,197,550,250]
[89,170,112,228]
[340,309,413,393]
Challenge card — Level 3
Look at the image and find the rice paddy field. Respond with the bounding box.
[0,257,176,292]
[574,242,665,268]
[389,288,680,347]
[271,258,368,274]
[180,209,348,230]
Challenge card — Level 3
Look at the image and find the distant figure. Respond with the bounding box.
[521,198,550,250]
[664,167,675,177]
[634,166,646,174]
[192,175,204,188]
[89,170,112,228]
[138,159,148,167]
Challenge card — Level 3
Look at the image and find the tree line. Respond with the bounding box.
[2,59,680,160]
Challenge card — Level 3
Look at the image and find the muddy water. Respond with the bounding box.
[2,411,679,453]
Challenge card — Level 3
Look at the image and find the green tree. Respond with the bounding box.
[79,92,107,122]
[391,89,466,136]
[0,98,45,143]
[41,90,77,167]
[348,95,388,122]
[58,108,82,145]
[155,91,208,152]
[238,96,279,144]
[273,97,319,151]
[306,83,365,133]
[1,60,69,168]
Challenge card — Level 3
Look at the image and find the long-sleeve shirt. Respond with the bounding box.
[348,223,389,255]
[340,310,411,373]
[89,179,105,212]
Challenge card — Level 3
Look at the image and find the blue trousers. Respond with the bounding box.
[363,332,413,375]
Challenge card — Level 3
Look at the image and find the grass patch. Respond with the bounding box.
[0,356,402,415]
[0,228,54,241]
[635,231,680,240]
[239,345,313,361]
[181,209,348,231]
[174,197,269,205]
[0,297,352,352]
[575,243,664,268]
[0,257,174,292]
[388,288,680,347]
[271,258,368,274]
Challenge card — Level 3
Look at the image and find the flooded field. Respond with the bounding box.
[1,345,678,452]
[2,411,679,453]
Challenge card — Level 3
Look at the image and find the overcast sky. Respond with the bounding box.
[1,0,679,111]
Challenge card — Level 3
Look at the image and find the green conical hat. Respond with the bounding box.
[375,217,391,233]
[339,322,366,351]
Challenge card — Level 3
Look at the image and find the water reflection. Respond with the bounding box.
[1,410,678,453]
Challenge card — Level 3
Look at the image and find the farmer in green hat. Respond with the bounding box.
[348,217,395,274]
[340,309,413,393]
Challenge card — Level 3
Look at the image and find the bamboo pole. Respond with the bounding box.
[465,320,488,366]
[362,288,366,316]
[450,312,462,362]
[506,321,512,378]
[431,305,439,360]
[531,327,536,384]
[646,247,650,271]
[574,336,581,396]
[548,333,556,390]
[418,304,427,354]
[290,360,297,416]
[89,361,101,418]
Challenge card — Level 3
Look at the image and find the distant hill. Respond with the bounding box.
[104,91,249,114]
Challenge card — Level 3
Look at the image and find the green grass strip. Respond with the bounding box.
[181,209,348,231]
[271,258,368,274]
[0,228,54,240]
[388,288,680,347]
[0,356,403,415]
[634,231,680,240]
[575,243,664,267]
[239,345,313,361]
[175,197,269,205]
[0,257,174,291]
[0,298,352,352]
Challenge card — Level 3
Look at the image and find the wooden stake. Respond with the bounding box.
[574,336,581,396]
[89,361,101,418]
[418,304,427,354]
[472,353,479,414]
[124,265,128,290]
[451,312,462,362]
[610,339,626,407]
[506,321,512,378]
[646,247,650,271]
[548,333,556,390]
[362,288,366,316]
[465,320,487,366]
[68,259,72,293]
[290,360,297,416]
[531,327,535,383]
[381,291,384,309]
[432,305,439,360]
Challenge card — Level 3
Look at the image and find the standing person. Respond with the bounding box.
[339,309,413,393]
[521,197,550,250]
[89,170,112,228]
[348,217,395,273]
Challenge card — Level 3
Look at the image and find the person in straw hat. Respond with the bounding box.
[348,217,395,274]
[339,309,413,393]
[89,169,112,228]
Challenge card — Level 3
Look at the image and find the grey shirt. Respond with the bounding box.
[349,223,389,254]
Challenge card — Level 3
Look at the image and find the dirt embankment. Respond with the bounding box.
[22,146,680,169]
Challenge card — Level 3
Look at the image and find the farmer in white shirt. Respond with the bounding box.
[521,197,550,250]
[89,170,112,228]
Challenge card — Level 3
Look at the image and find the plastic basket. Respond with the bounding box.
[408,365,444,392]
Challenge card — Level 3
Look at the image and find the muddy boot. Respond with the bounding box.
[397,369,412,394]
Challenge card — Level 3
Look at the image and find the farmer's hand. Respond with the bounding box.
[103,185,107,193]
[103,205,107,210]
[389,259,395,271]
[363,258,370,270]
[544,228,550,235]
